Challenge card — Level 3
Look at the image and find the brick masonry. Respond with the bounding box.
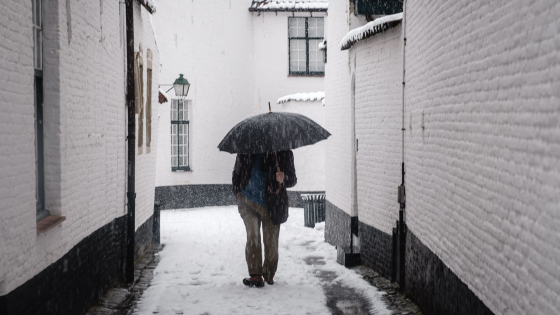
[0,213,156,315]
[325,200,353,253]
[0,0,159,304]
[0,216,126,315]
[404,1,560,313]
[358,221,393,279]
[406,229,494,315]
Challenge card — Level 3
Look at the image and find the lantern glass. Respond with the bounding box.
[173,74,190,97]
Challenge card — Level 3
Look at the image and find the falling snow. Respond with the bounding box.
[134,206,390,315]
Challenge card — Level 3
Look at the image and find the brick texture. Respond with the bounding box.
[1,0,159,297]
[404,1,560,314]
[352,24,403,235]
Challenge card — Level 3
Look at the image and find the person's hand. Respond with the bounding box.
[276,170,285,184]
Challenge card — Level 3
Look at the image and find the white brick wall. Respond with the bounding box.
[351,25,402,234]
[0,0,159,295]
[324,1,368,215]
[153,4,326,192]
[404,1,560,314]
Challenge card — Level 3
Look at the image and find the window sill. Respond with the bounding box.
[37,215,66,234]
[288,74,325,77]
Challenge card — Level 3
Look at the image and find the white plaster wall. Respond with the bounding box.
[351,25,402,234]
[153,0,255,187]
[404,1,560,314]
[154,5,326,192]
[324,1,367,216]
[0,0,158,295]
[276,100,326,191]
[251,12,325,114]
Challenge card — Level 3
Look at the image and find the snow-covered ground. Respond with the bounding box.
[134,206,390,315]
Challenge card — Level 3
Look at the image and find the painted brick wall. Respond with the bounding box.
[0,0,159,296]
[404,1,560,314]
[352,25,402,234]
[134,2,160,230]
[0,0,36,294]
[324,1,367,216]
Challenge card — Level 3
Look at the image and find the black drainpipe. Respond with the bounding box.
[125,0,136,284]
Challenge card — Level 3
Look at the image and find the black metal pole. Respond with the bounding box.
[125,0,136,284]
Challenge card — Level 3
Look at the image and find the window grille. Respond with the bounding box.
[288,17,325,76]
[171,99,190,171]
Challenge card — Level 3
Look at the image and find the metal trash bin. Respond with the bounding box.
[302,194,325,228]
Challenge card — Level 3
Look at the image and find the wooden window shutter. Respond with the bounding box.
[146,49,153,154]
[136,43,144,154]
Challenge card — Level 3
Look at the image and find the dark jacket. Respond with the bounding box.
[232,150,297,225]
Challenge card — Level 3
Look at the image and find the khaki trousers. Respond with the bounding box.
[237,194,280,278]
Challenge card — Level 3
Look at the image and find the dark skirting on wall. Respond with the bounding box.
[325,200,353,252]
[358,221,393,279]
[406,230,494,315]
[0,214,156,315]
[155,184,323,210]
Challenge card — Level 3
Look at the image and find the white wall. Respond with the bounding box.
[277,100,326,191]
[0,0,158,295]
[154,5,326,192]
[404,1,560,314]
[351,25,402,234]
[154,0,255,187]
[323,1,367,215]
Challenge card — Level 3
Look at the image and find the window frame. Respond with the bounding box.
[288,16,325,77]
[34,0,49,222]
[170,99,190,171]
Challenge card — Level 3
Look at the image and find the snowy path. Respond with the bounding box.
[134,207,390,315]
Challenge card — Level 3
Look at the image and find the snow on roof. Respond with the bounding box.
[249,0,328,12]
[158,88,169,103]
[277,91,325,104]
[139,0,156,13]
[340,13,403,51]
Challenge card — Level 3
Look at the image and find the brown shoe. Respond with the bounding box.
[243,276,264,288]
[263,276,274,285]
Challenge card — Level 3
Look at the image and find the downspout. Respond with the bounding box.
[397,0,408,289]
[125,0,136,284]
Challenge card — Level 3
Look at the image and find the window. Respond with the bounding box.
[288,17,325,76]
[34,0,48,221]
[171,99,190,171]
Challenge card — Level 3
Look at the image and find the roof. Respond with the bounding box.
[340,13,403,50]
[138,0,156,14]
[249,0,328,12]
[277,91,325,104]
[158,88,169,104]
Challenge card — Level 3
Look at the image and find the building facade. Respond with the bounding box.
[153,0,328,209]
[325,0,560,314]
[0,1,160,314]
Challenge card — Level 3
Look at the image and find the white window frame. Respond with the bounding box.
[171,99,190,171]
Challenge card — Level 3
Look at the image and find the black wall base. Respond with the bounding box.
[155,184,323,210]
[406,230,494,315]
[1,216,127,315]
[325,200,353,253]
[134,215,154,262]
[358,221,393,279]
[0,214,157,315]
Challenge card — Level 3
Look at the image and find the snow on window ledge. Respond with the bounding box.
[277,91,325,104]
[340,13,402,51]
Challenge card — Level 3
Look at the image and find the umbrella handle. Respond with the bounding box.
[268,152,282,195]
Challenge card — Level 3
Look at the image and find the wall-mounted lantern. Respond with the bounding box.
[173,74,190,99]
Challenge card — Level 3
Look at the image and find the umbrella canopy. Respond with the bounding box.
[218,112,331,154]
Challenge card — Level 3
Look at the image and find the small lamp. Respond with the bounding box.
[173,74,190,98]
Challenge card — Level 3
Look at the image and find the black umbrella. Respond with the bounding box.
[217,108,331,154]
